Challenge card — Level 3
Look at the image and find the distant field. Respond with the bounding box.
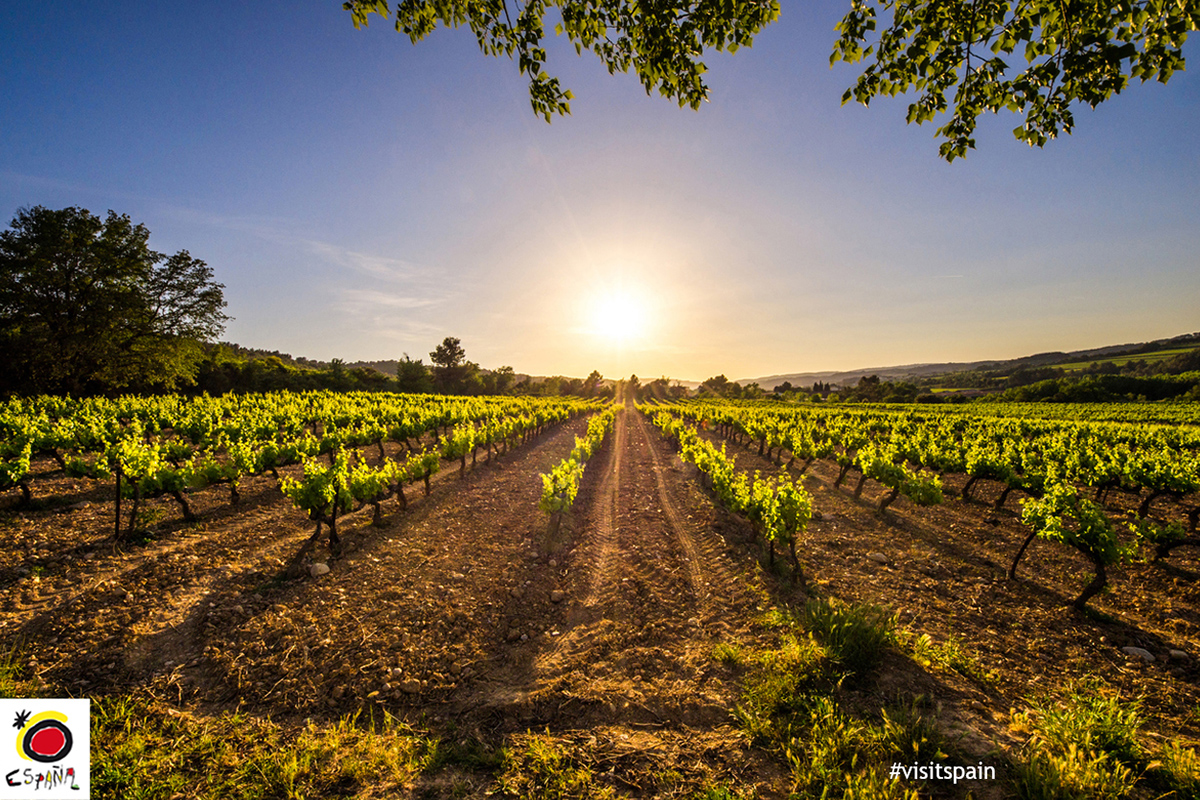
[1053,346,1198,372]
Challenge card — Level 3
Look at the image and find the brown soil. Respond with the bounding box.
[2,406,1198,797]
[710,425,1200,740]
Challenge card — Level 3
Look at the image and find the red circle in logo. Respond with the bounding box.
[30,727,66,757]
[21,720,73,763]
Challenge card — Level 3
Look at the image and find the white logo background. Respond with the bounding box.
[0,699,89,799]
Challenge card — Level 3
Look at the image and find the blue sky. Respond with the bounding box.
[3,1,1198,382]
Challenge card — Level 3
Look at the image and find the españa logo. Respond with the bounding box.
[2,699,89,799]
[14,711,72,763]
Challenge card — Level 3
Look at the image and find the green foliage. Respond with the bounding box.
[65,453,112,479]
[1014,746,1136,800]
[1013,679,1146,799]
[802,597,897,675]
[859,445,943,508]
[691,787,754,800]
[539,458,584,514]
[92,697,432,800]
[905,631,996,685]
[413,449,441,479]
[1015,680,1143,763]
[0,206,228,395]
[1022,483,1129,567]
[735,634,829,742]
[772,477,814,541]
[345,0,780,122]
[1014,680,1200,798]
[108,428,164,484]
[395,352,434,393]
[280,451,355,521]
[900,471,943,506]
[427,336,479,395]
[348,0,1195,159]
[440,424,476,461]
[0,646,30,699]
[0,441,31,491]
[494,735,616,799]
[1153,742,1200,797]
[736,642,923,799]
[1129,516,1188,552]
[831,0,1200,160]
[879,697,944,763]
[538,406,616,513]
[712,641,748,667]
[650,407,813,581]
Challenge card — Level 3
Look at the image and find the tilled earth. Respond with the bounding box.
[1,406,1199,797]
[703,423,1200,756]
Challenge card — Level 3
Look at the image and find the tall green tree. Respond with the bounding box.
[396,352,435,393]
[0,206,229,395]
[582,369,603,397]
[429,336,478,394]
[345,0,1198,159]
[481,365,516,394]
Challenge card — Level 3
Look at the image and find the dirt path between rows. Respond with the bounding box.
[501,406,764,734]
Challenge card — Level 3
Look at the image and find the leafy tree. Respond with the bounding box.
[327,358,352,391]
[583,369,603,397]
[832,0,1199,160]
[481,365,516,394]
[396,352,434,393]
[429,336,478,393]
[0,206,228,395]
[701,374,740,398]
[345,0,1198,159]
[345,0,780,121]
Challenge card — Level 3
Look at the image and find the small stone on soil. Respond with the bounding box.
[310,563,330,577]
[1122,646,1155,663]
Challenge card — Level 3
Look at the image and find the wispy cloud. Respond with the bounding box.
[305,240,430,283]
[338,288,443,312]
[93,199,436,284]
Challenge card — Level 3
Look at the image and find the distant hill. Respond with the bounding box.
[222,330,1200,392]
[738,331,1200,389]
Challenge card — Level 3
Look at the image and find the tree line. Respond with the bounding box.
[0,206,613,400]
[193,338,613,399]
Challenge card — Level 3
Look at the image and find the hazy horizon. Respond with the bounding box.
[3,2,1198,382]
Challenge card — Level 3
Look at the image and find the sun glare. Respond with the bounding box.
[589,289,650,344]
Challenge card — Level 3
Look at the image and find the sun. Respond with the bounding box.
[588,289,650,344]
